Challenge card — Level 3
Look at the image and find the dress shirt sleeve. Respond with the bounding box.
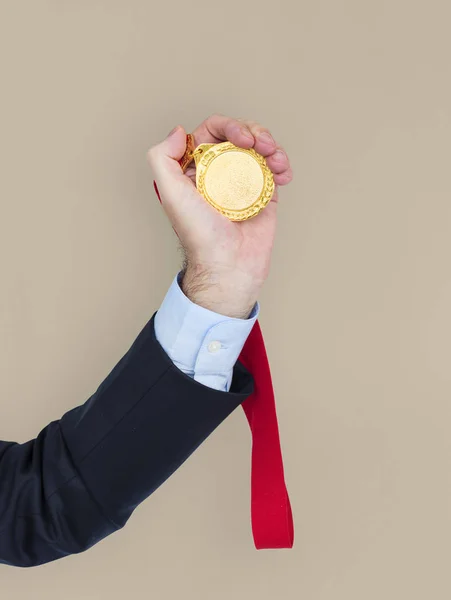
[154,272,260,392]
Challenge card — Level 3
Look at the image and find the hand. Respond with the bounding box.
[147,114,293,318]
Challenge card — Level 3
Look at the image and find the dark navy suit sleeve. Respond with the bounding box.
[0,313,254,567]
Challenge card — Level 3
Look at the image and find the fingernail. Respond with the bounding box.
[167,125,180,137]
[273,149,285,162]
[259,131,274,144]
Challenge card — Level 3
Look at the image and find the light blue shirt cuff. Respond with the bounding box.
[154,272,260,392]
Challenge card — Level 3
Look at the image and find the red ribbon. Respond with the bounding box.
[153,143,293,549]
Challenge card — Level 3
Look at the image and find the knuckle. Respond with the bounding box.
[247,120,261,131]
[283,169,293,183]
[206,112,223,124]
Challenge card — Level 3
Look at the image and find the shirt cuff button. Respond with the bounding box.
[207,340,222,353]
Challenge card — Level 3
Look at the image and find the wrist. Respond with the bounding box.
[180,262,261,319]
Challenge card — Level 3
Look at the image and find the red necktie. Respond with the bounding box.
[153,142,294,549]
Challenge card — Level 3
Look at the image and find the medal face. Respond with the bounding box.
[194,142,274,221]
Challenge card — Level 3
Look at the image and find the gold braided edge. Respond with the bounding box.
[196,142,275,221]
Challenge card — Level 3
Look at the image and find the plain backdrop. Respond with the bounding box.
[1,1,451,598]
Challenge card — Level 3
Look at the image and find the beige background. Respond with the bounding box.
[1,0,451,598]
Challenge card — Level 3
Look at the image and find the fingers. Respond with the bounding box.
[265,147,289,174]
[239,120,278,157]
[273,168,293,186]
[193,114,293,186]
[153,115,293,195]
[194,115,277,156]
[265,147,293,185]
[243,121,293,185]
[192,114,255,149]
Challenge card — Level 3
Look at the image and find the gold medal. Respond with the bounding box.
[180,134,274,221]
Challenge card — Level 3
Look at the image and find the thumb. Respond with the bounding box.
[158,125,187,161]
[148,126,208,240]
[147,125,189,196]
